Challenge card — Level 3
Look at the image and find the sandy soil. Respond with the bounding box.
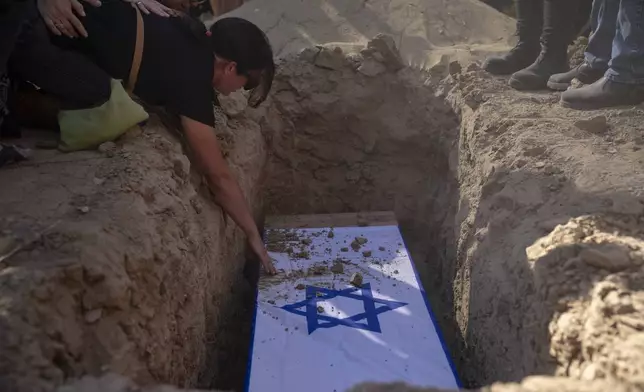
[208,0,515,69]
[0,116,265,391]
[1,0,643,391]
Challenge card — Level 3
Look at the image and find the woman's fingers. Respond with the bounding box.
[56,16,79,38]
[248,235,277,275]
[67,7,89,37]
[70,0,85,16]
[127,0,171,17]
[38,0,90,38]
[136,1,151,14]
[81,0,102,6]
[265,260,278,275]
[44,18,63,36]
[261,253,277,275]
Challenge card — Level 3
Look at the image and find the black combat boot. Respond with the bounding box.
[509,0,580,90]
[547,61,607,91]
[482,0,543,75]
[560,78,644,110]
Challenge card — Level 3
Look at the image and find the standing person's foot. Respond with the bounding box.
[482,44,541,75]
[560,77,644,110]
[547,62,608,91]
[508,50,569,90]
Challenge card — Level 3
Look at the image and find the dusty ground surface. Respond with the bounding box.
[2,0,644,391]
[208,0,515,69]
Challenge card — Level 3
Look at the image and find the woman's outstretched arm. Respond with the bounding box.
[181,115,277,274]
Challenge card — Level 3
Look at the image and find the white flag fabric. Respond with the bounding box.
[246,223,459,392]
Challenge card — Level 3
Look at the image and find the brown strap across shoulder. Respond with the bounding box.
[127,7,144,94]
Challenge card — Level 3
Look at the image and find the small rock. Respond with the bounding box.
[535,161,546,168]
[219,90,248,117]
[314,47,345,70]
[580,245,631,272]
[295,284,306,290]
[98,141,117,156]
[345,52,364,69]
[301,238,312,245]
[299,47,321,62]
[378,246,386,251]
[213,106,228,128]
[317,306,325,313]
[350,273,363,287]
[357,58,387,77]
[371,51,385,62]
[84,309,102,324]
[547,183,561,192]
[78,206,90,214]
[93,177,105,185]
[574,115,608,134]
[608,148,617,154]
[581,364,600,381]
[366,34,404,71]
[327,231,335,239]
[267,300,276,305]
[466,63,480,72]
[350,240,361,251]
[295,251,310,259]
[340,247,349,252]
[330,262,344,274]
[356,237,368,245]
[393,270,399,274]
[537,217,569,232]
[308,265,326,275]
[448,61,462,76]
[362,250,372,257]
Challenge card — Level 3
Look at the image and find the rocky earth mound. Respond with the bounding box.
[1,1,644,392]
[0,117,265,390]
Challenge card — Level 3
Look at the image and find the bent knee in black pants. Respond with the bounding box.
[8,18,111,110]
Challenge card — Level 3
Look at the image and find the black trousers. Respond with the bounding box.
[1,0,112,137]
[8,13,112,110]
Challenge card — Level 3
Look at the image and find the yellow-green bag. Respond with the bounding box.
[58,79,149,152]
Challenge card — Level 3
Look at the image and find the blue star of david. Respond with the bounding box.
[280,283,407,334]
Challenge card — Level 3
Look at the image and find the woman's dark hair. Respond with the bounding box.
[176,15,275,108]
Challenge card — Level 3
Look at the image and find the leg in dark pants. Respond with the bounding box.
[8,17,111,110]
[482,0,544,75]
[0,0,37,137]
[547,0,616,90]
[509,0,581,90]
[561,0,644,109]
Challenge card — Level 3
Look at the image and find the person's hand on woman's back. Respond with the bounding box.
[38,0,177,38]
[38,0,99,38]
[122,0,178,17]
